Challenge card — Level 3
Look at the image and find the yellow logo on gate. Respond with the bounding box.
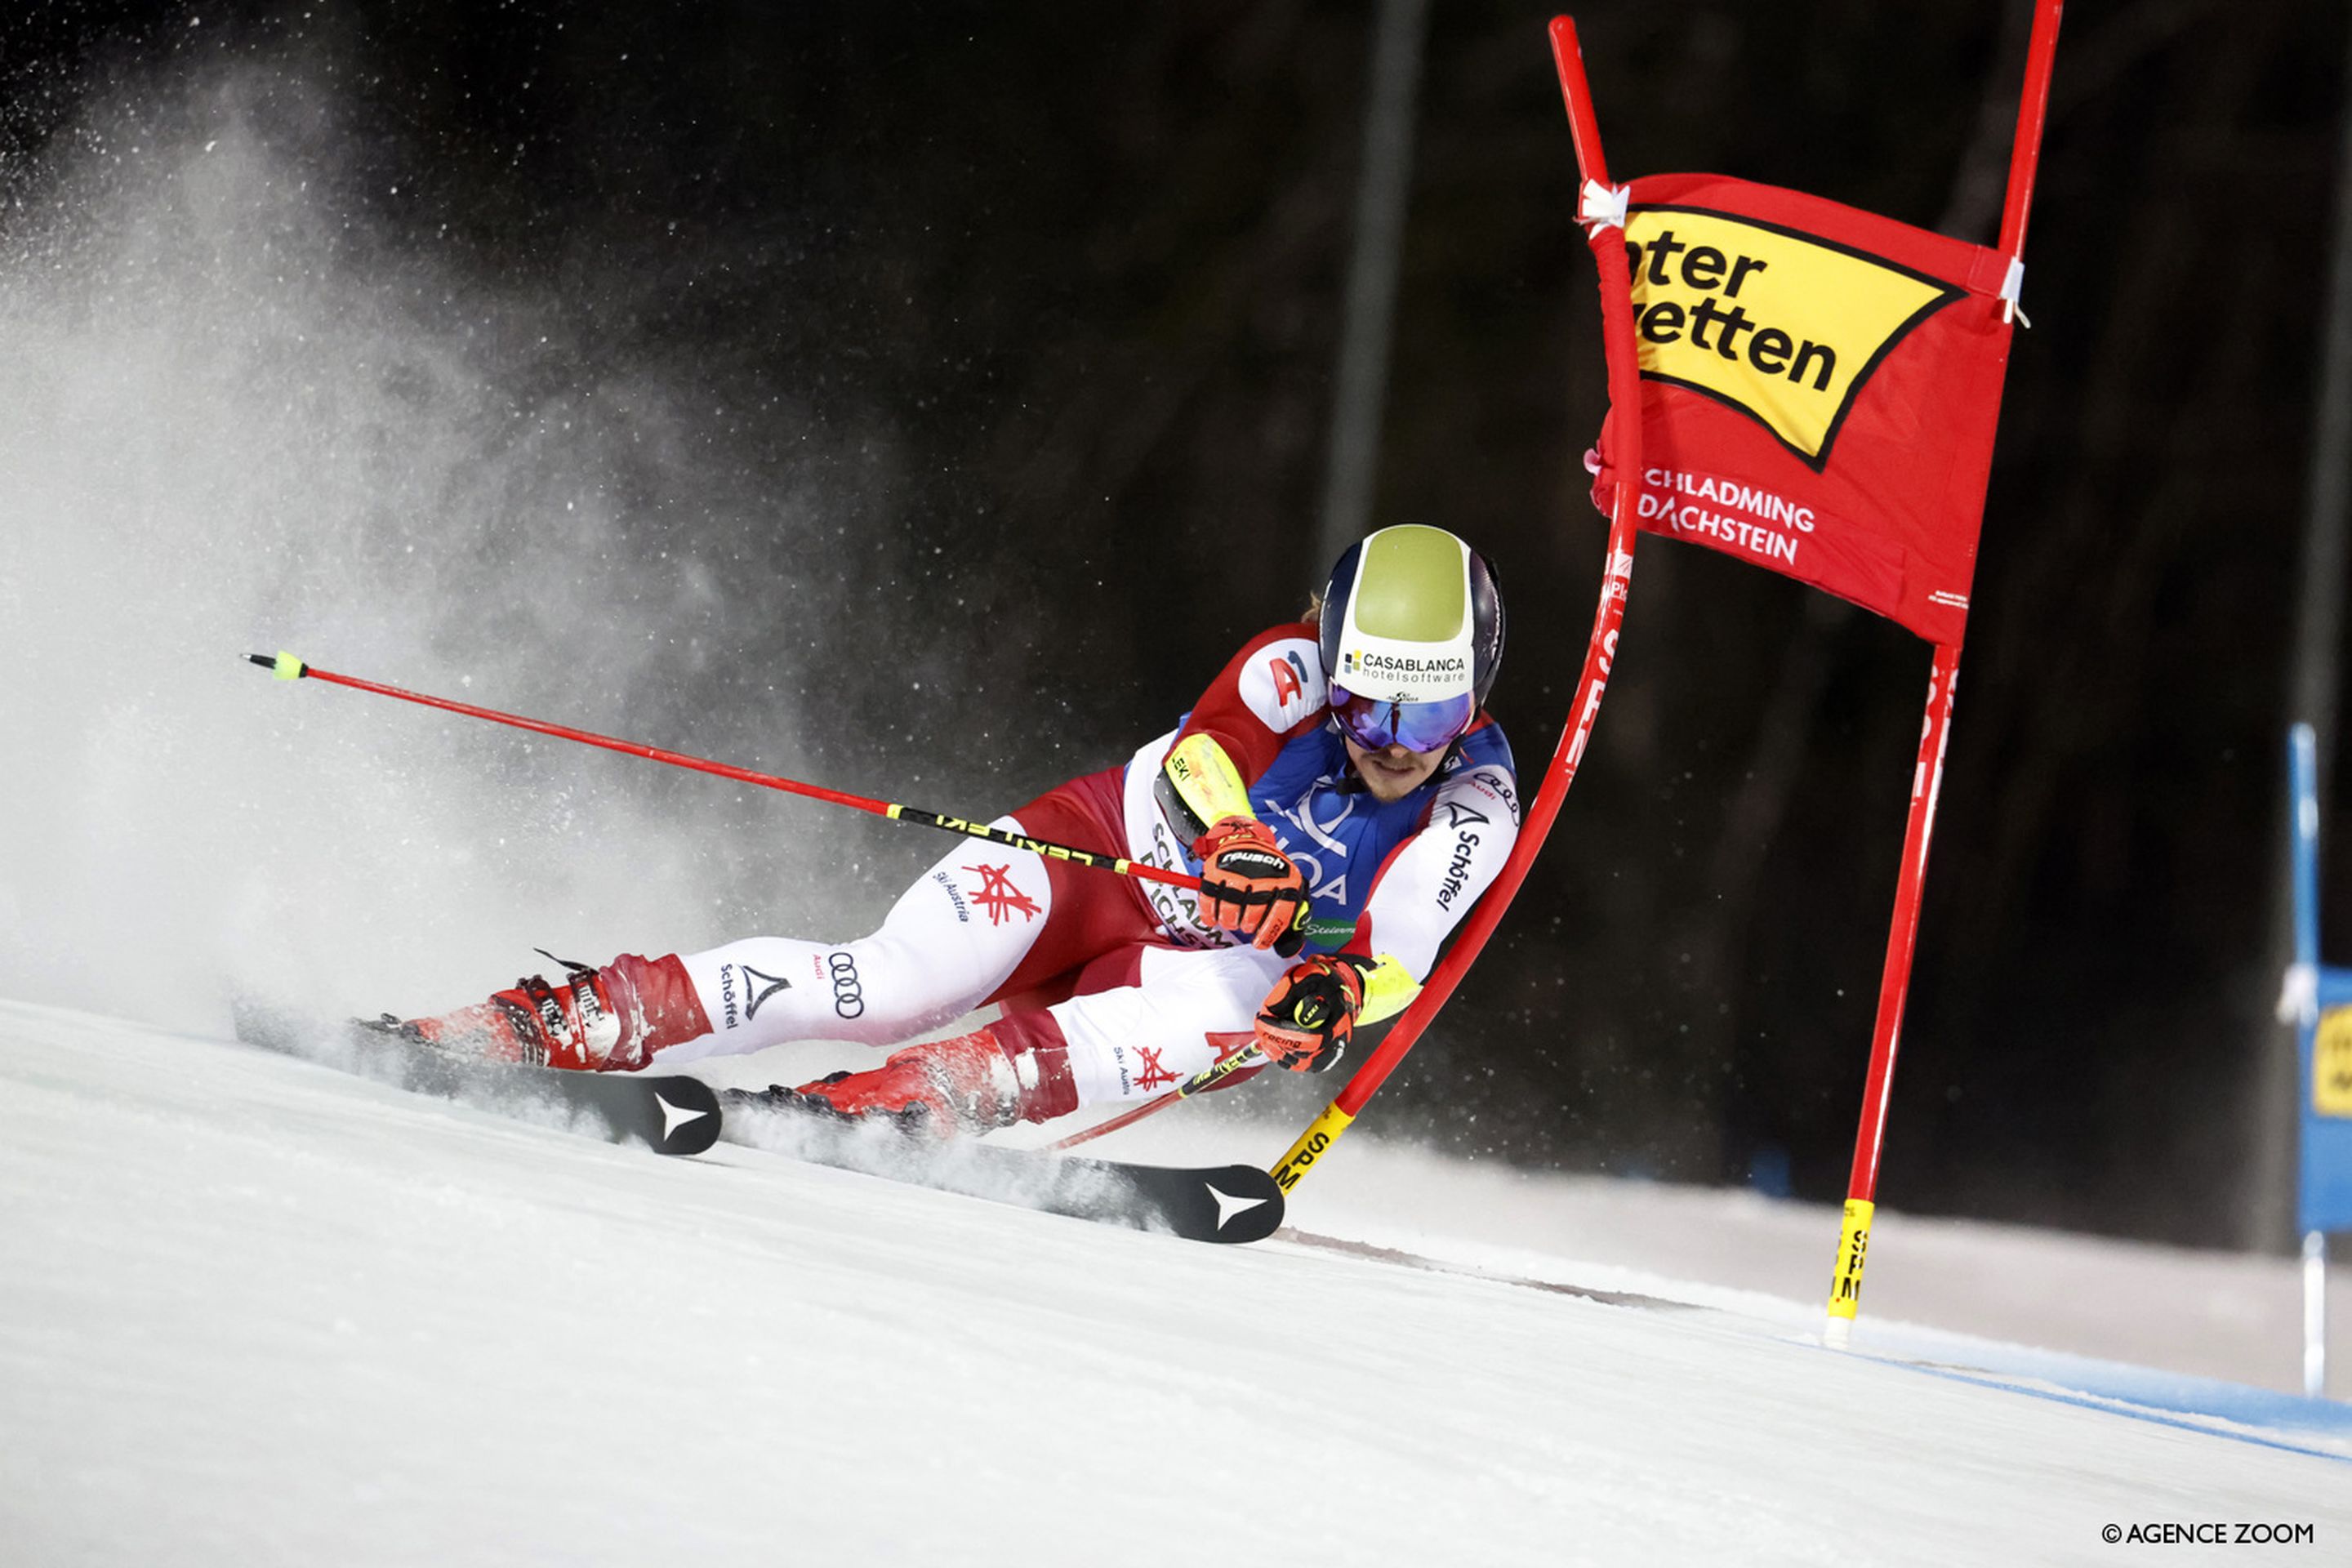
[2319,1006,2352,1117]
[1624,207,1962,467]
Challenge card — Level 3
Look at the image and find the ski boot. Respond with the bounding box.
[758,1021,1079,1138]
[391,951,709,1071]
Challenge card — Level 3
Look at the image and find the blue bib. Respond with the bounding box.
[1184,720,1515,953]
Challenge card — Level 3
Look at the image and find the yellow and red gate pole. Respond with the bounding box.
[1826,0,2064,1340]
[1269,15,1644,1195]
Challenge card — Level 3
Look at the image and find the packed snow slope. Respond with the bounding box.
[4,999,2347,1568]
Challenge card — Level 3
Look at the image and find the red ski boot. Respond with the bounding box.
[787,1020,1079,1138]
[393,951,712,1072]
[393,961,621,1071]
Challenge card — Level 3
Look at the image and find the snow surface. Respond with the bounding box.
[5,58,2342,1568]
[5,998,2349,1567]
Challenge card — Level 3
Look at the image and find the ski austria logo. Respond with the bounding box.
[962,863,1041,926]
[1624,206,1961,469]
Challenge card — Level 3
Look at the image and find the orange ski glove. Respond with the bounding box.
[1195,816,1308,948]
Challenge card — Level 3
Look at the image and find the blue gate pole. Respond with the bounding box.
[2290,724,2328,1398]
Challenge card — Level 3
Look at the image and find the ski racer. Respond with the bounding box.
[397,523,1519,1136]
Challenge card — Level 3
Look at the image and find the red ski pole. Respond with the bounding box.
[1045,1032,1262,1152]
[245,651,1205,895]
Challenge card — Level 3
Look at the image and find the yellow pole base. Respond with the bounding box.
[1271,1102,1355,1193]
[1824,1197,1875,1343]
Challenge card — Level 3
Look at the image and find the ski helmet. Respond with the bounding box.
[1318,524,1504,753]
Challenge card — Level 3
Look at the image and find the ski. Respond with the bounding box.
[719,1089,1284,1244]
[230,1000,724,1157]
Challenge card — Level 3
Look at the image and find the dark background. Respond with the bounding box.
[8,0,2348,1250]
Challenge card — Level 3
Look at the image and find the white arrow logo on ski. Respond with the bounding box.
[656,1090,713,1143]
[1205,1180,1271,1232]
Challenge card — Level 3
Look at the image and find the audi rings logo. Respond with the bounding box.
[827,951,866,1020]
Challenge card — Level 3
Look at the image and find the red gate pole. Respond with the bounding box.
[1825,643,1962,1339]
[1267,14,1643,1194]
[1825,0,2062,1339]
[1997,0,2065,268]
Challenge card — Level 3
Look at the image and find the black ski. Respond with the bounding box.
[231,1000,724,1157]
[719,1089,1284,1244]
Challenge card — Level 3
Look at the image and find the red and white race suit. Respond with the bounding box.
[641,623,1520,1105]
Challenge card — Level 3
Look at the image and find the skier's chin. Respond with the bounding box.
[1343,737,1442,802]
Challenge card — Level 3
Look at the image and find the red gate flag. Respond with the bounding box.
[1563,0,2061,1339]
[1585,173,2019,647]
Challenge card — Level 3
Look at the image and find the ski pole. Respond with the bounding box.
[1045,1035,1262,1152]
[244,651,1205,895]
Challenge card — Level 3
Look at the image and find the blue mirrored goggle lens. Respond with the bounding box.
[1328,686,1476,754]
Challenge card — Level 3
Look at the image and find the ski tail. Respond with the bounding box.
[232,999,722,1156]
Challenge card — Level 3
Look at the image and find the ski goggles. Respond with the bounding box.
[1327,684,1477,754]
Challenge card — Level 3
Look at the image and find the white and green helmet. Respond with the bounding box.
[1319,524,1504,753]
